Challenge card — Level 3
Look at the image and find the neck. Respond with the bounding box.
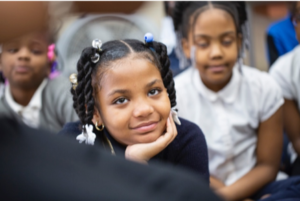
[9,84,40,107]
[200,73,232,92]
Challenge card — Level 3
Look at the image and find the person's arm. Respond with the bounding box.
[210,176,225,190]
[283,99,300,155]
[217,106,283,201]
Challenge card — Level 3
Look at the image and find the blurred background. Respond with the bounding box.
[50,0,289,75]
[0,1,294,75]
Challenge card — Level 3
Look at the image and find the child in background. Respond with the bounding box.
[270,1,300,176]
[173,1,300,200]
[0,29,78,133]
[59,35,209,182]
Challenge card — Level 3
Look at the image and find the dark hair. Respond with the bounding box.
[71,39,176,131]
[0,72,5,84]
[173,1,247,39]
[290,2,299,20]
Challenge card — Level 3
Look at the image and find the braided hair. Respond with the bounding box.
[71,39,176,132]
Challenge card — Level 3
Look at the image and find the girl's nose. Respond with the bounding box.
[132,99,154,118]
[209,43,223,59]
[17,47,30,60]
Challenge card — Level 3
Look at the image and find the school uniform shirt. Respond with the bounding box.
[0,75,79,133]
[5,79,47,128]
[270,44,300,163]
[58,117,210,183]
[175,64,284,185]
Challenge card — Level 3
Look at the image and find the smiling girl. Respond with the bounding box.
[59,36,209,182]
[173,1,300,201]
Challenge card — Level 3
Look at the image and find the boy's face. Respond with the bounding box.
[0,31,50,89]
[182,8,240,91]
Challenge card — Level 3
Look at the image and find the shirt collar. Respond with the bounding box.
[192,63,241,103]
[5,79,48,112]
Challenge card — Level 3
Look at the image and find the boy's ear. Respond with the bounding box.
[91,106,103,126]
[182,38,191,59]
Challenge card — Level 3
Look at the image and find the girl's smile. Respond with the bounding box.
[93,56,171,145]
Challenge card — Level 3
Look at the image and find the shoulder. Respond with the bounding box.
[174,67,193,89]
[43,75,73,102]
[241,65,281,92]
[177,118,204,136]
[46,75,70,91]
[58,121,81,136]
[173,118,206,149]
[270,45,299,74]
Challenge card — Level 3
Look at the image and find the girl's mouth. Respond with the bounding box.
[131,121,158,134]
[15,66,31,73]
[207,65,227,73]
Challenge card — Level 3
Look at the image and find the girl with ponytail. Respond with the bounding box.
[173,1,300,200]
[59,34,209,182]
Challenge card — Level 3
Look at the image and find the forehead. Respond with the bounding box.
[193,8,236,35]
[99,57,162,90]
[3,31,48,45]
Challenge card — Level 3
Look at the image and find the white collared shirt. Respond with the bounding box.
[270,44,300,163]
[5,79,48,128]
[175,64,284,185]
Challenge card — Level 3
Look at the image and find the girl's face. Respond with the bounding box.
[182,8,240,91]
[93,57,171,145]
[0,31,50,89]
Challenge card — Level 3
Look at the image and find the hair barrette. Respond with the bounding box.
[91,39,102,63]
[0,44,2,54]
[69,73,78,90]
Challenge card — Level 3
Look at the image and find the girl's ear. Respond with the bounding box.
[92,106,103,126]
[182,38,191,59]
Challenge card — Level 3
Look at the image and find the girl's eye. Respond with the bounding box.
[222,40,233,46]
[113,97,128,105]
[196,42,208,48]
[7,48,18,53]
[31,49,43,55]
[148,89,160,96]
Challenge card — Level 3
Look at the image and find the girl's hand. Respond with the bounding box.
[125,113,177,164]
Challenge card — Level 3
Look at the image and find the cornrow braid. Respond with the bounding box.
[145,41,177,108]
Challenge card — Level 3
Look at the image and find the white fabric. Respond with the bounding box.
[159,16,176,55]
[270,44,300,163]
[5,79,48,128]
[76,124,96,145]
[175,64,284,185]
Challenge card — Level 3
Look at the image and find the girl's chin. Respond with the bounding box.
[132,132,162,144]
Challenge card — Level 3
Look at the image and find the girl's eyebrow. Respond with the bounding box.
[108,89,130,97]
[146,79,162,88]
[194,31,236,38]
[108,79,162,97]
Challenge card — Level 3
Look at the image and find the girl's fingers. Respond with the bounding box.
[168,112,178,141]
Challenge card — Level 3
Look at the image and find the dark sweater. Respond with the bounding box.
[59,117,209,183]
